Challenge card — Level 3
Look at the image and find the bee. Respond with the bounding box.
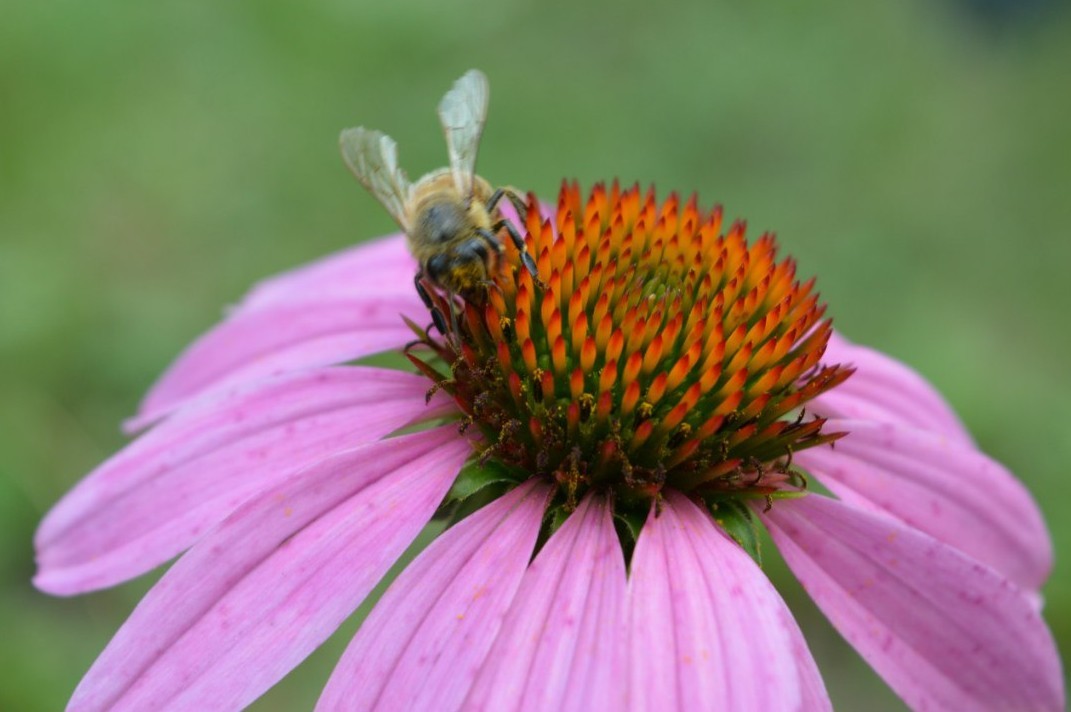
[339,69,538,334]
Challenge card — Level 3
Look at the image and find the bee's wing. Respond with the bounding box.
[339,127,413,231]
[437,69,489,199]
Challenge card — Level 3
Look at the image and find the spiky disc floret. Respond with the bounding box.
[408,181,851,521]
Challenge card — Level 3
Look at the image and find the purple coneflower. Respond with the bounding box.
[36,182,1062,710]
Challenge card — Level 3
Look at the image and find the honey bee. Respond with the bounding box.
[339,69,538,333]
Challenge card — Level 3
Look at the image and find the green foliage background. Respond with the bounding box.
[2,1,1068,709]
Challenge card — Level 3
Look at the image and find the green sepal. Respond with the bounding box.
[611,505,648,568]
[613,506,647,545]
[446,480,513,526]
[546,503,572,537]
[768,489,808,500]
[707,498,763,568]
[446,458,524,504]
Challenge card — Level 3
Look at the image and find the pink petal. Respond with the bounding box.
[36,367,450,595]
[627,491,827,712]
[240,205,546,314]
[67,426,470,712]
[463,494,628,712]
[762,494,1064,712]
[815,332,974,446]
[783,604,833,712]
[796,419,1052,590]
[129,236,426,431]
[316,479,550,712]
[239,234,416,312]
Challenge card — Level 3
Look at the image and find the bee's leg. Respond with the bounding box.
[475,228,506,256]
[414,272,449,336]
[417,266,463,341]
[472,227,506,289]
[489,220,539,280]
[414,272,434,309]
[430,307,449,338]
[486,186,529,223]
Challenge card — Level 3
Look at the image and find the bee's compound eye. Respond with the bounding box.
[426,253,451,281]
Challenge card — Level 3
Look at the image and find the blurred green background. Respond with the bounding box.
[2,0,1069,709]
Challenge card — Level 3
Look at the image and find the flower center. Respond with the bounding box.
[408,181,851,518]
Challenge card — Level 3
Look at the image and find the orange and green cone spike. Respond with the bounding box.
[408,181,853,547]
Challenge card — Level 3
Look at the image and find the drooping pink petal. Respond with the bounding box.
[238,234,416,312]
[36,366,451,595]
[762,494,1064,712]
[796,419,1052,590]
[782,603,834,712]
[814,332,974,446]
[463,494,628,712]
[316,479,550,712]
[67,426,470,712]
[239,204,545,315]
[627,491,827,712]
[128,236,426,431]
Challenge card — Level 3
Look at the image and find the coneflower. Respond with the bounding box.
[35,182,1062,711]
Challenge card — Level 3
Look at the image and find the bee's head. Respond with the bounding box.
[425,238,496,295]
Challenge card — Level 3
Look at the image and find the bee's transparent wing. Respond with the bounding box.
[437,69,489,199]
[339,127,412,231]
